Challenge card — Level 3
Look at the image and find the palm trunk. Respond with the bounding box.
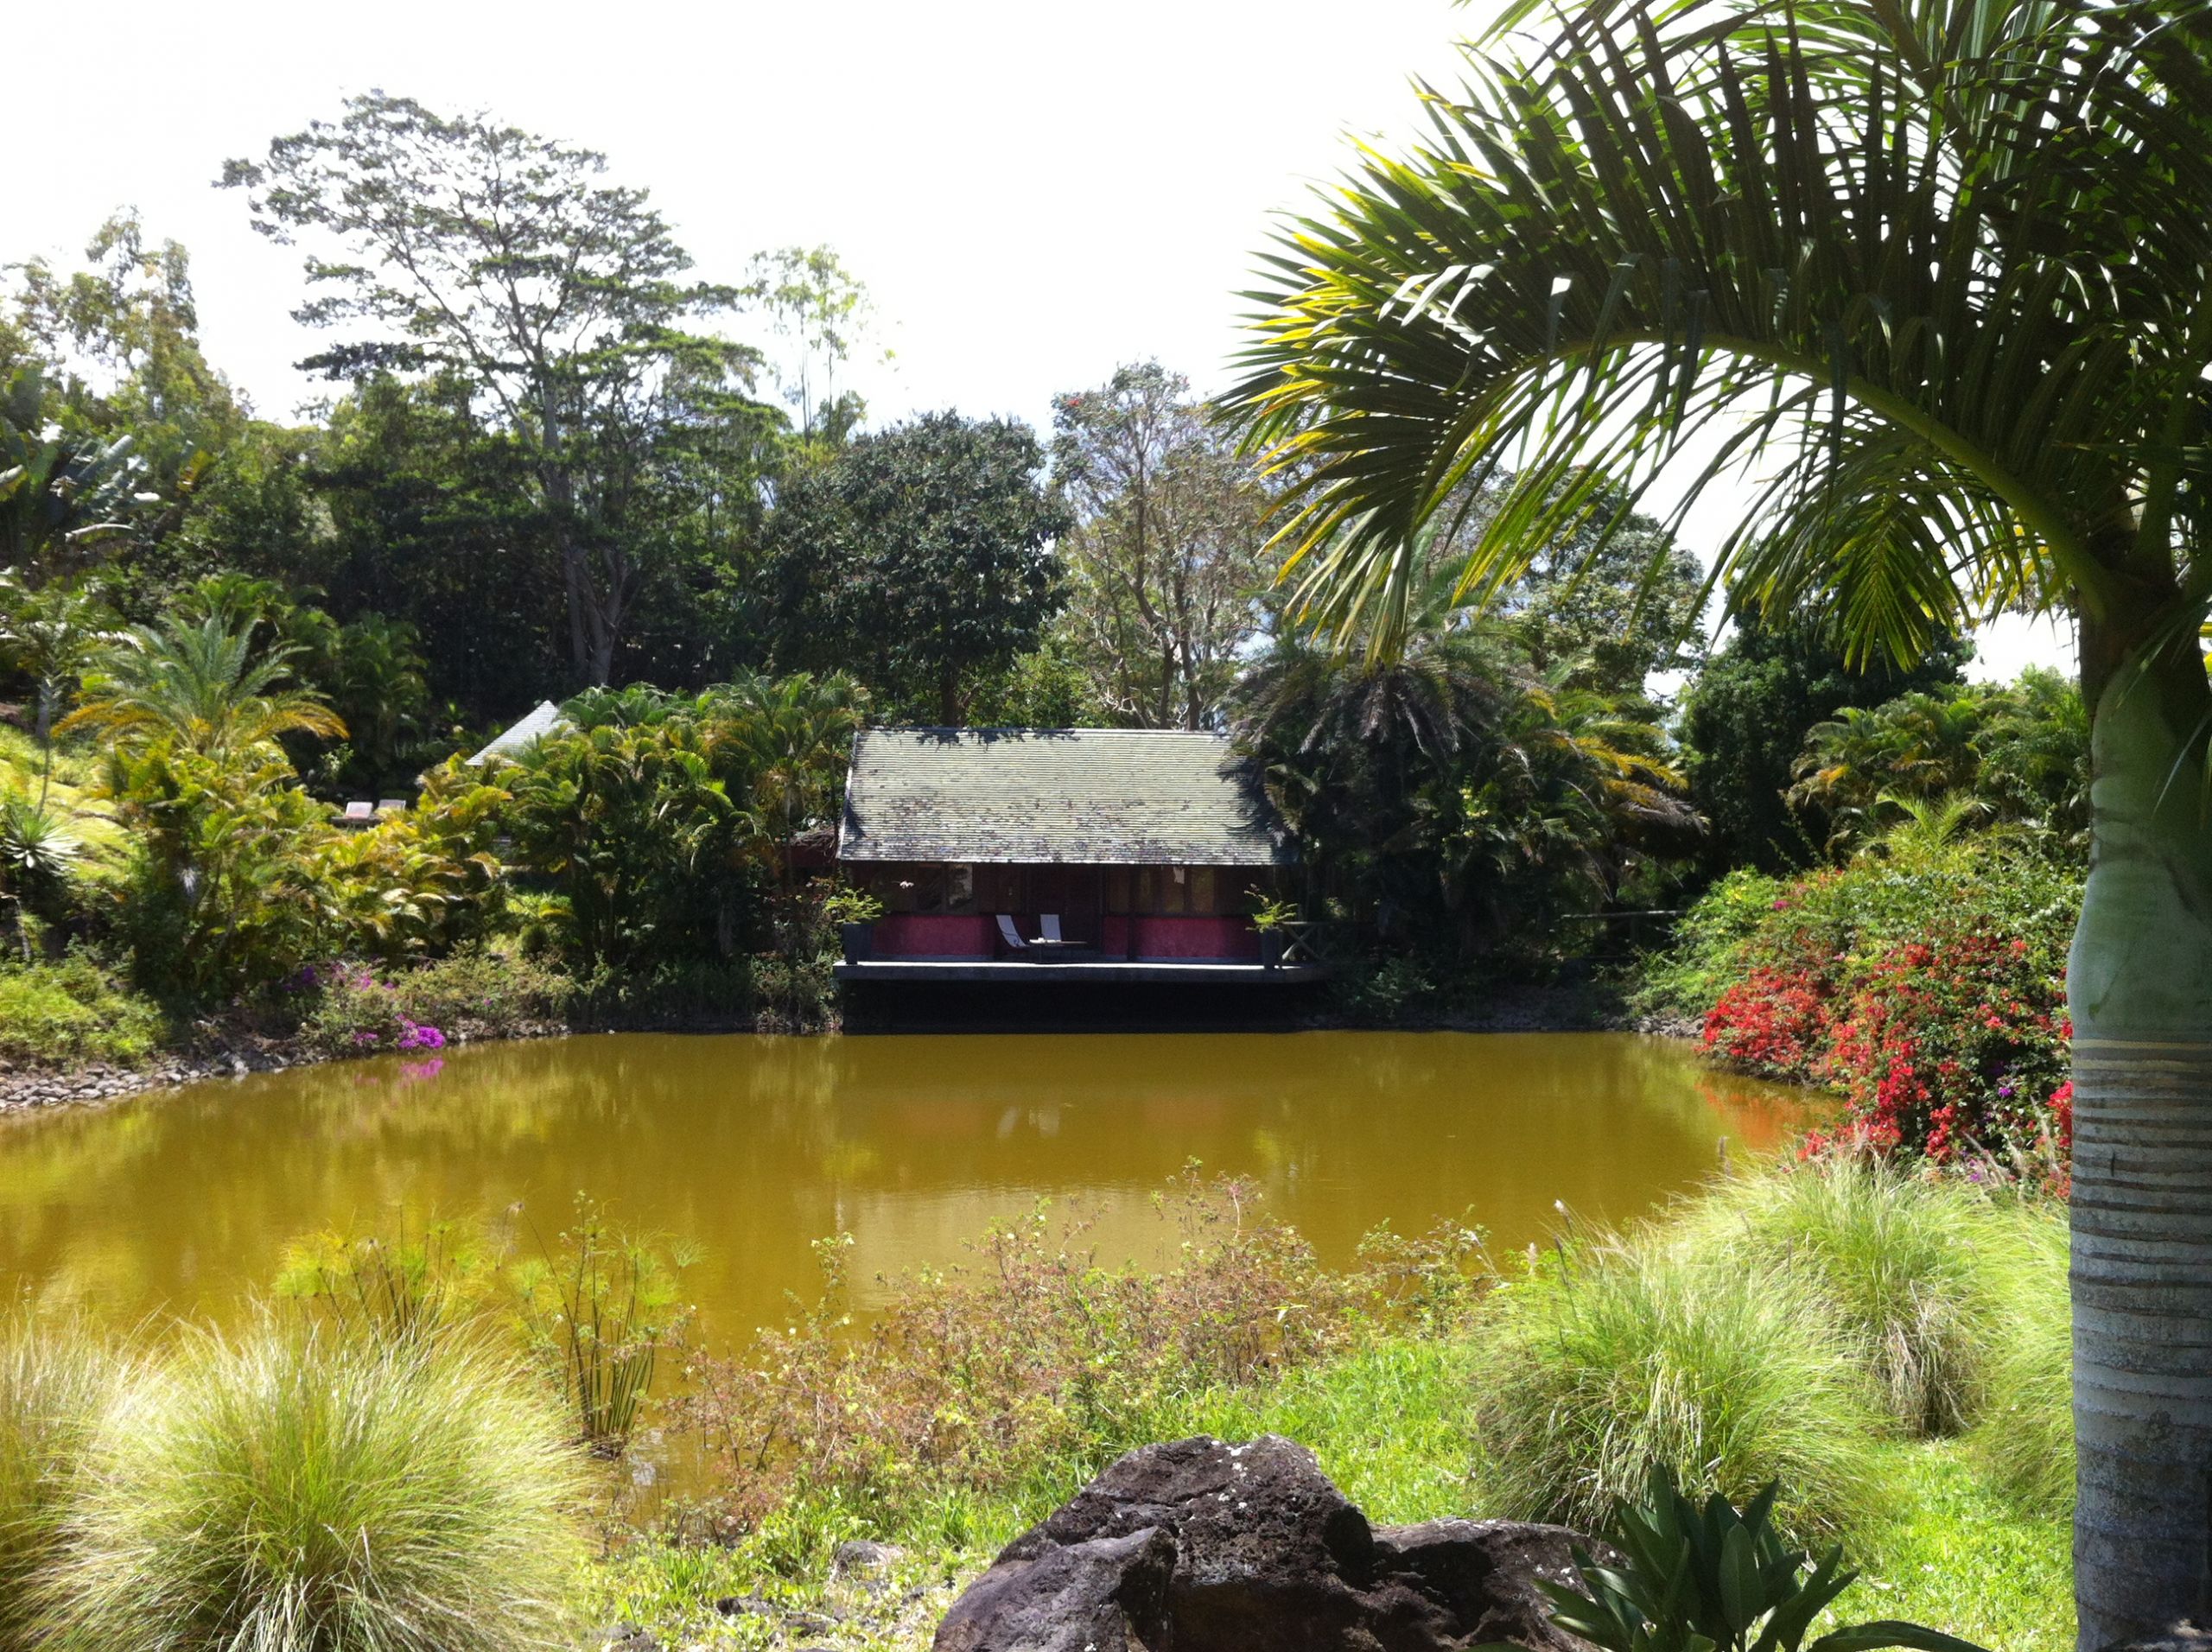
[2071,658,2212,1649]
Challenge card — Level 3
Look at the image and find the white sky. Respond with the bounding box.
[15,0,2069,682]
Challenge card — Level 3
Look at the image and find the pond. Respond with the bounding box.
[0,1031,1811,1344]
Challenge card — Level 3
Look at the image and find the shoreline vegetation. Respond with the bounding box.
[0,1158,2072,1652]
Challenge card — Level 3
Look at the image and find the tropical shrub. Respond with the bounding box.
[1638,838,2078,1165]
[0,1315,124,1652]
[0,955,164,1067]
[1821,927,2069,1166]
[674,1172,1486,1533]
[1471,1231,1886,1547]
[299,949,573,1056]
[1541,1465,1989,1652]
[39,1322,587,1652]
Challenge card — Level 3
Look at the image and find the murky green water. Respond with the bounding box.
[0,1032,1808,1343]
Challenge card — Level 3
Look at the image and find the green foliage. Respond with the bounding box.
[672,1172,1486,1533]
[37,1321,588,1652]
[224,91,770,687]
[300,949,574,1057]
[1967,1211,2072,1512]
[1050,362,1270,728]
[1678,620,1968,876]
[503,673,858,975]
[275,1217,497,1346]
[501,716,754,972]
[1231,610,1696,965]
[764,412,1070,722]
[1520,1465,1988,1652]
[98,742,335,1000]
[1472,1229,1887,1547]
[60,609,344,758]
[0,790,80,937]
[510,1197,696,1452]
[0,955,164,1067]
[1789,675,2090,861]
[0,1314,124,1652]
[1635,841,2078,1032]
[0,366,148,575]
[1474,1164,2069,1557]
[1683,1166,1997,1436]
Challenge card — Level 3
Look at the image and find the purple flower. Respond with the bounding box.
[1997,1084,2016,1099]
[397,1021,447,1052]
[353,1030,379,1048]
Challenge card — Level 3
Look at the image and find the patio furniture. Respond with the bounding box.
[995,914,1028,953]
[342,801,374,823]
[1039,913,1064,943]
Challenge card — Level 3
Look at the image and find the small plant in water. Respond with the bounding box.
[510,1194,696,1454]
[1502,1465,1990,1652]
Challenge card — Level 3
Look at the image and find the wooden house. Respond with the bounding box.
[835,728,1320,982]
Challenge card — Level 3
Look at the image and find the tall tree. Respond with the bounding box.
[766,412,1068,722]
[1679,617,1967,873]
[1223,1,2212,1638]
[222,92,765,685]
[1051,363,1269,728]
[745,245,881,445]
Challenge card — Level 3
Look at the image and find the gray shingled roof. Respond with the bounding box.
[839,728,1292,866]
[467,701,570,766]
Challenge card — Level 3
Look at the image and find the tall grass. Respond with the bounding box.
[1970,1206,2073,1509]
[40,1320,588,1652]
[1688,1161,1997,1433]
[0,1314,124,1652]
[1471,1233,1887,1546]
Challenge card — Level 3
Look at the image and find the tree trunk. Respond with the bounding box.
[2071,650,2212,1649]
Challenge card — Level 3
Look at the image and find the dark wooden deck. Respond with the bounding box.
[833,959,1331,984]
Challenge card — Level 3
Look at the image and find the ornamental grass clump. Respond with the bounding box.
[40,1319,588,1652]
[1471,1231,1885,1547]
[1968,1205,2072,1511]
[0,1313,125,1652]
[1688,1160,1998,1435]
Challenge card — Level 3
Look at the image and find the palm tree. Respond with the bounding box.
[60,613,345,759]
[711,670,866,918]
[1223,2,2212,1639]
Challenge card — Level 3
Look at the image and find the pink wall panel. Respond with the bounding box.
[876,913,995,958]
[1131,917,1258,961]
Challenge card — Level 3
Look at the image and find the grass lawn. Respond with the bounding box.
[581,1331,2072,1652]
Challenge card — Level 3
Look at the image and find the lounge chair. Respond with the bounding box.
[377,797,407,816]
[1040,913,1064,943]
[995,914,1028,953]
[342,800,374,823]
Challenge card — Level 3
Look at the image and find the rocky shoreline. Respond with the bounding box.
[0,1023,569,1117]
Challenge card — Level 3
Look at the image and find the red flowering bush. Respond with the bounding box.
[1821,926,2069,1164]
[1662,841,2082,1172]
[1702,965,1831,1081]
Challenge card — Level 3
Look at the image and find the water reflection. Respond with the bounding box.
[0,1031,1813,1341]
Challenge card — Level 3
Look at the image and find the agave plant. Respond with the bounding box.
[0,793,79,954]
[1498,1466,1987,1652]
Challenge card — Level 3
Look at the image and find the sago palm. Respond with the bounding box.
[60,613,345,759]
[1224,0,2212,1640]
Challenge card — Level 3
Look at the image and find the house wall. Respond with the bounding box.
[874,914,996,958]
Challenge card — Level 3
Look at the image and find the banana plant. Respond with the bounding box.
[1484,1466,1989,1652]
[0,368,147,573]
